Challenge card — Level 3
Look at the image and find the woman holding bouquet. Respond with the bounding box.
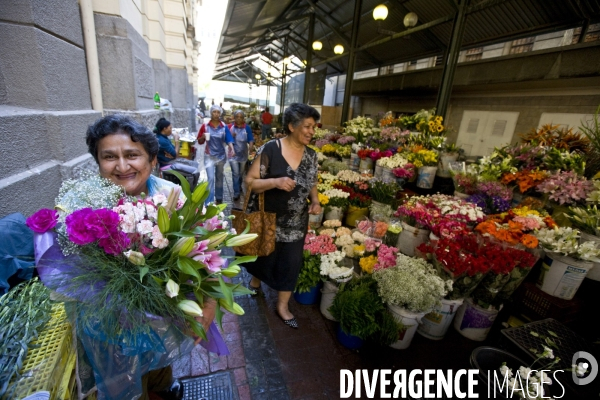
[244,103,321,329]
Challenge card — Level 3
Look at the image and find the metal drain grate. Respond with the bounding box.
[180,371,234,400]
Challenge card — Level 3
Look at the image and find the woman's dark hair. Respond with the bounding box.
[282,103,320,134]
[86,114,159,163]
[153,117,171,134]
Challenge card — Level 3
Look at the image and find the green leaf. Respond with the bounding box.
[188,317,207,341]
[177,257,201,280]
[226,255,258,269]
[547,330,559,338]
[168,230,197,237]
[168,170,191,200]
[218,276,233,308]
[214,304,224,330]
[139,267,149,282]
[192,226,209,236]
[241,219,250,234]
[192,181,208,204]
[157,206,170,234]
[231,283,254,296]
[204,205,219,219]
[170,209,181,232]
[152,276,164,285]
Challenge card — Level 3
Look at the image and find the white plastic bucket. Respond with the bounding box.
[359,158,373,173]
[437,153,459,178]
[536,252,594,300]
[320,281,339,321]
[308,211,324,229]
[387,304,426,349]
[324,206,344,221]
[382,167,395,182]
[418,298,464,340]
[396,222,430,257]
[350,153,360,171]
[580,232,600,281]
[374,160,383,178]
[416,166,437,189]
[453,298,500,341]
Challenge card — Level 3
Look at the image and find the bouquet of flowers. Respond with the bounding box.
[566,205,600,236]
[319,250,353,283]
[452,171,478,195]
[380,126,410,143]
[475,212,546,249]
[343,116,381,142]
[315,139,330,149]
[502,143,546,170]
[406,148,438,168]
[476,150,518,181]
[336,169,368,184]
[542,147,586,175]
[501,169,547,193]
[337,135,356,145]
[378,153,410,169]
[321,143,338,157]
[28,174,256,396]
[392,163,416,180]
[536,170,594,205]
[313,127,332,140]
[372,244,399,272]
[357,148,374,160]
[370,149,394,162]
[368,177,400,205]
[466,193,511,215]
[322,188,350,209]
[534,226,600,262]
[373,253,452,313]
[297,233,338,293]
[336,145,352,159]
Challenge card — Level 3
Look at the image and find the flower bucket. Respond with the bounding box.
[294,283,322,305]
[387,304,425,349]
[374,161,383,178]
[308,211,324,230]
[345,205,369,227]
[437,153,459,178]
[370,200,393,222]
[580,232,600,281]
[536,252,594,300]
[343,157,353,169]
[453,298,500,341]
[336,324,364,349]
[320,281,339,321]
[418,298,464,340]
[416,167,437,189]
[453,191,469,200]
[382,167,395,182]
[396,222,430,257]
[358,157,373,171]
[326,156,337,163]
[496,266,533,302]
[324,206,344,221]
[350,153,360,171]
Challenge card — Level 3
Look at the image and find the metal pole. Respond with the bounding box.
[280,37,288,113]
[340,0,363,124]
[303,13,315,104]
[435,0,469,119]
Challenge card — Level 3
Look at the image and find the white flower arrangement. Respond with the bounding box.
[535,226,600,262]
[336,170,368,183]
[351,143,365,153]
[320,250,352,282]
[586,179,600,204]
[430,194,485,222]
[316,152,327,163]
[351,230,367,243]
[377,154,409,169]
[323,219,342,228]
[336,227,352,237]
[323,189,350,200]
[373,253,452,313]
[335,234,354,248]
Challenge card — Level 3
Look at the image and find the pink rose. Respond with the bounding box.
[26,208,59,233]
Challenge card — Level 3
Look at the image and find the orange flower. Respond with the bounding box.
[543,216,557,229]
[475,220,497,235]
[520,234,539,249]
[501,173,517,185]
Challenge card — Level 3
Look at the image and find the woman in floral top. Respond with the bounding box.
[244,103,321,329]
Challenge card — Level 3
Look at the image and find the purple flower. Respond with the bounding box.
[195,250,226,273]
[66,208,97,245]
[26,208,59,233]
[203,216,221,231]
[86,208,120,239]
[98,231,130,255]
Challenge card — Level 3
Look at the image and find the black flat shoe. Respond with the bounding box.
[276,311,298,329]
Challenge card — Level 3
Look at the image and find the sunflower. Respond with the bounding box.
[435,116,443,124]
[436,124,444,132]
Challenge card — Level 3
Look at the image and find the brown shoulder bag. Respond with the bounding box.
[231,191,276,257]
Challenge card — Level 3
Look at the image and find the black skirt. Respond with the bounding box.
[242,239,305,291]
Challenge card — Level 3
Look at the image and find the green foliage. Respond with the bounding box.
[295,252,322,293]
[329,275,402,345]
[369,179,400,204]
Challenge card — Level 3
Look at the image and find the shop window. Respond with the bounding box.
[509,37,534,54]
[465,47,483,61]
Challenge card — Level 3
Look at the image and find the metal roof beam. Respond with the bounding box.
[221,39,273,55]
[223,15,308,38]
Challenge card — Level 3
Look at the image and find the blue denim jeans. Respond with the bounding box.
[205,157,226,204]
[261,124,271,140]
[229,160,246,198]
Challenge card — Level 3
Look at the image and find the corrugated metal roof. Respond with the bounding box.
[214,0,600,82]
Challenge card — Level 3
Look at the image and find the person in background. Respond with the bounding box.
[197,105,234,204]
[228,110,255,201]
[244,103,321,329]
[154,117,179,168]
[261,107,273,140]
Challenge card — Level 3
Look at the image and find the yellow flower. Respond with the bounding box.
[318,193,329,206]
[359,255,377,274]
[435,116,443,124]
[428,121,435,129]
[436,124,444,132]
[353,244,365,256]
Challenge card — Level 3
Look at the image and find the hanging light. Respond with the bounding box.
[312,40,323,51]
[255,73,261,80]
[373,4,388,21]
[246,78,252,84]
[302,60,307,65]
[333,44,344,55]
[403,12,418,28]
[283,57,291,65]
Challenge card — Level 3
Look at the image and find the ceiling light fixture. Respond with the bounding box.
[255,73,261,80]
[334,44,344,55]
[373,4,388,21]
[403,12,418,28]
[283,57,291,65]
[312,40,323,51]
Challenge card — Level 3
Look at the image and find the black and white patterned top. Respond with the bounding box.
[249,139,318,242]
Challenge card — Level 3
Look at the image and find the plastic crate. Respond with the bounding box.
[512,282,582,324]
[6,303,74,400]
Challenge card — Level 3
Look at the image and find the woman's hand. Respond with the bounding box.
[276,177,296,192]
[308,202,322,215]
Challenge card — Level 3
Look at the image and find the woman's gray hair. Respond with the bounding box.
[209,104,222,114]
[283,103,320,134]
[233,109,245,117]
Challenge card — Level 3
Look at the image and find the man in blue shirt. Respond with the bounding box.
[228,110,255,201]
[154,118,179,167]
